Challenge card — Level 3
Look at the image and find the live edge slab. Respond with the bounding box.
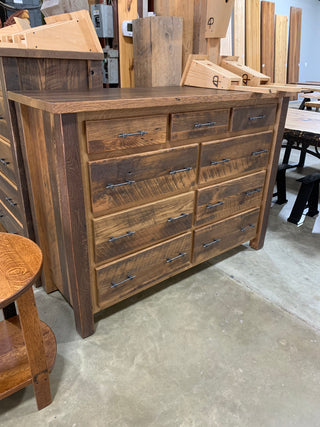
[8,87,289,338]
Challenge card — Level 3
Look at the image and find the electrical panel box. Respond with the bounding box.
[91,4,113,39]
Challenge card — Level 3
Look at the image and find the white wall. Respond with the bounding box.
[273,0,320,82]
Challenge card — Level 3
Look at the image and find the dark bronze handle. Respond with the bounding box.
[251,149,268,156]
[118,131,148,138]
[249,115,266,121]
[203,238,221,248]
[168,213,189,222]
[166,252,186,263]
[0,116,3,120]
[170,167,192,175]
[245,188,262,196]
[240,224,255,232]
[206,201,224,209]
[194,121,216,128]
[5,197,17,207]
[106,180,135,189]
[109,231,135,242]
[210,158,230,165]
[0,212,4,218]
[111,274,135,288]
[0,158,9,166]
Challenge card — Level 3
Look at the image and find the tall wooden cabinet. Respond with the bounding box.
[9,87,288,337]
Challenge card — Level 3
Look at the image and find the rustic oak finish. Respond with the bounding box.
[9,87,288,338]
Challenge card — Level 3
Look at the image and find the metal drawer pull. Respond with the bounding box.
[111,274,136,288]
[207,201,224,209]
[5,197,17,207]
[109,231,135,242]
[106,180,135,189]
[203,238,221,248]
[251,149,268,156]
[170,167,192,175]
[245,188,262,196]
[0,116,3,120]
[210,158,230,165]
[168,212,189,222]
[166,252,186,263]
[194,121,216,128]
[249,115,266,121]
[0,212,4,218]
[240,224,255,232]
[118,130,148,138]
[0,158,9,166]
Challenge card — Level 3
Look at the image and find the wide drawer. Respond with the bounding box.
[0,136,15,183]
[171,109,229,141]
[86,115,168,155]
[93,192,194,264]
[0,199,23,235]
[0,172,22,223]
[89,145,198,216]
[96,232,192,307]
[196,171,266,226]
[193,209,260,264]
[231,104,277,132]
[199,131,272,185]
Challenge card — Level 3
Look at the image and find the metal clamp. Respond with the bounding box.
[111,274,136,288]
[106,180,135,189]
[0,158,9,166]
[118,130,148,138]
[5,197,17,207]
[166,252,186,263]
[245,188,262,196]
[210,158,230,165]
[170,167,192,175]
[251,149,268,156]
[109,231,135,242]
[206,201,224,209]
[194,121,216,128]
[240,224,255,232]
[168,213,189,222]
[203,238,221,248]
[249,115,266,121]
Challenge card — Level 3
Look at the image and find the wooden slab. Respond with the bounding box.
[274,15,288,84]
[261,1,275,82]
[246,0,260,72]
[233,0,245,65]
[118,0,137,88]
[193,0,207,54]
[205,0,235,39]
[287,7,302,84]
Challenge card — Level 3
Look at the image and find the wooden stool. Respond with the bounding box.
[0,232,56,410]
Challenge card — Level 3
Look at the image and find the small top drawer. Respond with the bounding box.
[231,104,277,132]
[0,136,15,183]
[171,109,229,141]
[86,115,168,155]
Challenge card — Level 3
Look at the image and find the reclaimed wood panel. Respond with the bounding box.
[118,0,137,88]
[274,15,288,84]
[261,1,275,82]
[193,0,207,54]
[287,7,302,84]
[233,0,245,65]
[246,0,260,71]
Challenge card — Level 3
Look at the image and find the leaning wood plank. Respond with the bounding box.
[118,0,137,88]
[221,58,270,86]
[261,1,275,82]
[233,0,245,65]
[193,0,207,54]
[287,7,302,84]
[246,0,260,72]
[220,18,232,57]
[205,0,234,39]
[274,15,288,84]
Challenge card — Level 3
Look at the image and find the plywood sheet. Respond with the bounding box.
[261,1,275,82]
[287,6,302,84]
[118,0,137,88]
[274,15,288,84]
[233,0,245,65]
[245,0,260,72]
[193,0,207,54]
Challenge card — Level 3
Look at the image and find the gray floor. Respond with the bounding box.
[1,121,320,426]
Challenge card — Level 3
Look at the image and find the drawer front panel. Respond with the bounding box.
[171,109,229,141]
[89,145,198,216]
[199,131,272,185]
[86,115,168,154]
[0,199,23,235]
[0,136,15,183]
[0,172,22,223]
[231,104,277,132]
[93,192,194,263]
[96,233,192,306]
[196,171,265,226]
[193,209,260,264]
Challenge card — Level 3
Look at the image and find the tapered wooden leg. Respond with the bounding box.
[16,288,52,410]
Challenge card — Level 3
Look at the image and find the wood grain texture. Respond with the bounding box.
[220,18,233,57]
[193,0,207,54]
[261,1,275,81]
[205,0,234,39]
[233,0,245,65]
[287,7,302,84]
[274,15,288,84]
[231,104,277,132]
[246,0,261,71]
[118,0,137,88]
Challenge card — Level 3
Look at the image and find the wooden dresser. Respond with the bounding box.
[0,48,103,241]
[8,87,288,337]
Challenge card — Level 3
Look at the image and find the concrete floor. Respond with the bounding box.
[1,118,320,426]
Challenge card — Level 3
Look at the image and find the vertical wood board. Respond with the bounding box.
[246,0,260,71]
[118,0,137,88]
[261,1,275,81]
[287,7,302,84]
[274,14,288,84]
[193,0,207,55]
[205,0,235,39]
[220,17,233,57]
[233,0,245,65]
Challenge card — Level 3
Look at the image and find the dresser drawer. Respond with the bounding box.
[0,113,9,141]
[93,192,194,264]
[193,209,260,264]
[199,131,272,185]
[0,136,15,183]
[171,109,229,141]
[231,104,277,132]
[0,199,23,235]
[96,233,192,307]
[89,145,198,216]
[0,172,22,223]
[196,171,265,226]
[86,115,168,155]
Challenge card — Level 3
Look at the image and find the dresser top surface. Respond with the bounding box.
[8,87,280,114]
